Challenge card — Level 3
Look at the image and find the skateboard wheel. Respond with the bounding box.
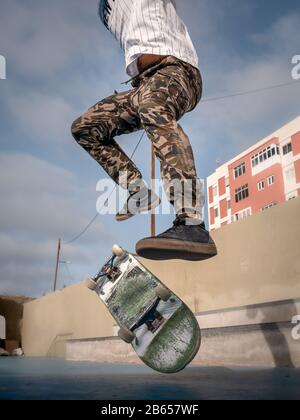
[118,326,136,344]
[154,285,171,302]
[85,278,97,291]
[112,244,125,257]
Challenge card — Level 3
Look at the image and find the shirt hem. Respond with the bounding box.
[125,47,199,77]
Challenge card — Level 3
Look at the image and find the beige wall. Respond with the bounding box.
[22,198,300,357]
[22,283,114,356]
[145,197,300,313]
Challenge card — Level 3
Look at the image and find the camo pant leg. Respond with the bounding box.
[137,58,204,217]
[71,89,142,189]
[72,56,204,217]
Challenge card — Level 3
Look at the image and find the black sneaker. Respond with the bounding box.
[136,216,218,261]
[116,188,160,222]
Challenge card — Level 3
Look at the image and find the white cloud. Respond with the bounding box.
[251,13,300,54]
[6,93,75,145]
[0,0,119,77]
[0,0,126,146]
[0,153,116,296]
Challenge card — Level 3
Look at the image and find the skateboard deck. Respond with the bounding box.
[86,245,201,374]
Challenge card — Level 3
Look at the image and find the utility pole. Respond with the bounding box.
[150,144,156,237]
[53,239,61,292]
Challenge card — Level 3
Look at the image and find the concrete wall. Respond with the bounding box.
[22,283,113,357]
[144,197,300,314]
[22,197,300,359]
[67,324,300,368]
[66,299,300,368]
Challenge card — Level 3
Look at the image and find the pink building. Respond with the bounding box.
[207,116,300,230]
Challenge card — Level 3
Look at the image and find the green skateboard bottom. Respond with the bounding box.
[92,249,201,374]
[141,304,201,373]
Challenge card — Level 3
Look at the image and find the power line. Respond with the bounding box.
[63,131,146,245]
[202,80,300,103]
[64,213,99,245]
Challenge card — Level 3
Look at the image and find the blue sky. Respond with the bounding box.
[0,0,299,296]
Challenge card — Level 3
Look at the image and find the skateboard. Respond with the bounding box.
[85,245,201,374]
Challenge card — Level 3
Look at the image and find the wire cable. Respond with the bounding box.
[202,80,300,103]
[63,131,146,244]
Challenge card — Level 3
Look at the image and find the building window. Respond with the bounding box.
[285,167,296,182]
[245,208,251,218]
[214,207,219,218]
[234,162,246,179]
[235,184,249,203]
[239,208,251,220]
[261,203,277,211]
[268,175,275,186]
[283,142,292,156]
[232,208,251,222]
[258,181,265,191]
[251,144,280,168]
[213,185,218,198]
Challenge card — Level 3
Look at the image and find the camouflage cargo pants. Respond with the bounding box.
[71,55,204,217]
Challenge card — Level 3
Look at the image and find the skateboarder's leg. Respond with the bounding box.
[71,89,142,189]
[138,63,204,220]
[136,59,217,261]
[71,89,160,220]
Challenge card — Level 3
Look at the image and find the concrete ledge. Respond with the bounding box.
[66,300,300,367]
[200,322,299,368]
[66,321,300,368]
[196,299,300,329]
[67,336,140,365]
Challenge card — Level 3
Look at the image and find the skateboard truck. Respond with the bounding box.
[86,246,126,291]
[117,285,172,343]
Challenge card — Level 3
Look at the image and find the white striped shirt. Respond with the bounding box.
[99,0,199,76]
